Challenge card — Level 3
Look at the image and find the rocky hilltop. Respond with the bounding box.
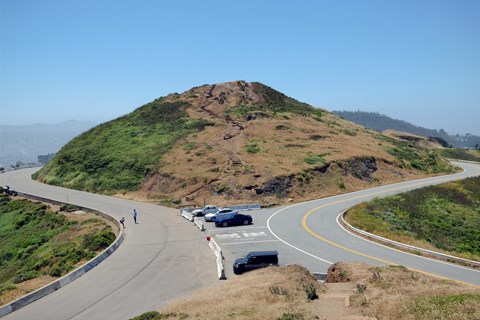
[34,81,456,206]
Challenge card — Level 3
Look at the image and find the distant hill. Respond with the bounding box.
[332,111,480,149]
[34,81,457,206]
[0,120,97,168]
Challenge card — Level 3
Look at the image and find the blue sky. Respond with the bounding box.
[1,0,479,135]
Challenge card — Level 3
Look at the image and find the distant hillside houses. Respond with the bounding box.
[333,111,480,149]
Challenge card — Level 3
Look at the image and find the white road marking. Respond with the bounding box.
[215,233,241,239]
[243,231,267,237]
[222,239,281,245]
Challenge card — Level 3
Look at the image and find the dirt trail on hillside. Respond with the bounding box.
[198,84,245,167]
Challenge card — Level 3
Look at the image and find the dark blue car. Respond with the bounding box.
[214,212,253,227]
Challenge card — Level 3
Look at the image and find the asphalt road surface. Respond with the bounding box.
[2,161,480,319]
[0,168,218,320]
[206,162,480,286]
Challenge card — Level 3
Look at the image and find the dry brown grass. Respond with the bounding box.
[326,262,480,320]
[140,263,480,320]
[122,81,454,207]
[155,264,364,320]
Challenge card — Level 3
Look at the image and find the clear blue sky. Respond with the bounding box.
[1,0,479,135]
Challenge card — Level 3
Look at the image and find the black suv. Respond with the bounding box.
[233,251,279,275]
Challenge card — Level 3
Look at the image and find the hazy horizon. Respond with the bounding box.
[1,1,479,135]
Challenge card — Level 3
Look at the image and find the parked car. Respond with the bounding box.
[191,205,219,217]
[214,212,252,227]
[233,251,279,274]
[204,208,235,222]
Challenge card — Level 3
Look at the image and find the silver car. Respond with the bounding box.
[204,208,235,222]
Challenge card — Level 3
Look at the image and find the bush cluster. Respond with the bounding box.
[0,197,115,287]
[347,176,480,258]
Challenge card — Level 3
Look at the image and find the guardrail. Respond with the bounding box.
[0,192,125,318]
[338,212,480,269]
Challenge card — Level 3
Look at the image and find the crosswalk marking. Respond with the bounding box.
[243,231,267,238]
[216,233,241,239]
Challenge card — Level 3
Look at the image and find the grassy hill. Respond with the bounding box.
[34,81,457,206]
[345,176,480,261]
[0,193,115,304]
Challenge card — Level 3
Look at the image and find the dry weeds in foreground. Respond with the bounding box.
[326,262,480,320]
[143,263,480,320]
[158,265,344,320]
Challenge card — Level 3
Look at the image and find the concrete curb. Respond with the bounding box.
[193,217,205,231]
[0,194,125,318]
[208,238,226,280]
[339,212,480,268]
[180,209,194,222]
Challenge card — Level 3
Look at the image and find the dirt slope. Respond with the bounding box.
[128,81,456,206]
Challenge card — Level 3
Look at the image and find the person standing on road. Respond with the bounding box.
[119,217,125,229]
[133,209,138,224]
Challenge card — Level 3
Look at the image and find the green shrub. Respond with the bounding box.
[129,311,184,320]
[304,154,325,165]
[0,284,16,294]
[246,141,261,154]
[12,271,39,284]
[82,229,115,251]
[60,204,80,212]
[183,141,196,151]
[303,283,318,300]
[269,285,290,296]
[277,313,304,320]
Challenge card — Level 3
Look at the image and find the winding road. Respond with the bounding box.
[1,161,479,319]
[0,169,218,320]
[208,161,480,286]
[266,161,480,286]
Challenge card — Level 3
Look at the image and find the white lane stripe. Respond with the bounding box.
[266,163,479,270]
[267,204,333,264]
[207,226,268,233]
[222,239,281,245]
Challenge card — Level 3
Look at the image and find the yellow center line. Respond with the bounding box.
[301,175,480,287]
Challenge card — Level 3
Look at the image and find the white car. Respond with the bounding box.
[191,205,219,217]
[204,208,236,222]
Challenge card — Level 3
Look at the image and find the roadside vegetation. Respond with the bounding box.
[377,134,455,174]
[0,194,115,304]
[439,148,480,162]
[345,176,480,261]
[130,263,480,320]
[33,98,210,193]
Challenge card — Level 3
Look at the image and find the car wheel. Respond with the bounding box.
[243,220,249,225]
[222,221,228,227]
[212,217,216,222]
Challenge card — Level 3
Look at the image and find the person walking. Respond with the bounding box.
[119,217,125,229]
[133,209,138,224]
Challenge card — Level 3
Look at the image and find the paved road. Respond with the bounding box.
[207,162,480,285]
[2,162,479,319]
[0,168,218,320]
